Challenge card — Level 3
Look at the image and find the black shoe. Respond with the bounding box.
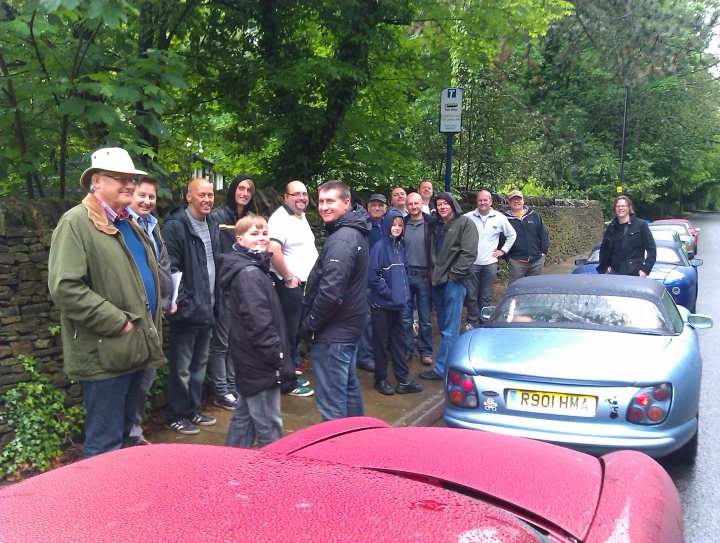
[374,379,395,395]
[165,418,200,435]
[357,361,375,372]
[419,370,443,381]
[191,413,217,426]
[396,380,423,394]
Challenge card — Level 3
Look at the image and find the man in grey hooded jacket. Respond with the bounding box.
[419,192,478,381]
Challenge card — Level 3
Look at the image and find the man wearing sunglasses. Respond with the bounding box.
[48,147,164,458]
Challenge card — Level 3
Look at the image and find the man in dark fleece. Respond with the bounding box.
[207,174,256,410]
[300,180,370,421]
[419,192,478,381]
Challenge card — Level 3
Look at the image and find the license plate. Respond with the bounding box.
[506,389,597,417]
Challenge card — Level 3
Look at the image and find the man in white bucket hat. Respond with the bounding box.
[48,147,165,458]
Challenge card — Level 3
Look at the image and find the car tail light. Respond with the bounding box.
[447,368,478,409]
[626,384,672,425]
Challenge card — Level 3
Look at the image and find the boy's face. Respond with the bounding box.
[390,218,404,239]
[236,224,269,252]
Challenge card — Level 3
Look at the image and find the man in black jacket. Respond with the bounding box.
[218,216,295,447]
[503,190,549,283]
[300,181,370,421]
[162,178,219,435]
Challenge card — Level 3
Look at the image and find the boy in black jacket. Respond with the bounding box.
[218,216,294,447]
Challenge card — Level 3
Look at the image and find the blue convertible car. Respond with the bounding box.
[444,274,712,460]
[572,239,702,311]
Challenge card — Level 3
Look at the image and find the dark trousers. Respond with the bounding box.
[275,280,304,367]
[165,325,212,423]
[275,281,302,393]
[371,306,409,384]
[81,369,144,458]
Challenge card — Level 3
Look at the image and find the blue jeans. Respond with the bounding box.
[310,341,365,421]
[464,263,497,324]
[225,386,282,448]
[129,367,156,439]
[431,280,466,377]
[165,325,212,423]
[208,314,236,398]
[81,369,144,457]
[403,272,433,357]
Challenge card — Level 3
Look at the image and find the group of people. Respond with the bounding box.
[48,146,555,458]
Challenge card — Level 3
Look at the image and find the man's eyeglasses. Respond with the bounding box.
[100,173,138,185]
[286,192,308,198]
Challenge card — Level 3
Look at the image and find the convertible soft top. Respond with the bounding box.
[504,273,667,302]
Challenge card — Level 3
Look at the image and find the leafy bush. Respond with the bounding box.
[0,356,83,478]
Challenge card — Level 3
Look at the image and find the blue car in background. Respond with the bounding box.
[572,239,702,311]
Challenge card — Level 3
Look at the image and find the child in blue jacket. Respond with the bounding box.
[368,209,423,395]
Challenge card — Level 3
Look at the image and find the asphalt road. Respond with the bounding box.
[430,212,719,541]
[660,211,720,542]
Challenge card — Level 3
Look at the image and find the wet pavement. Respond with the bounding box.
[145,357,446,445]
[145,258,577,446]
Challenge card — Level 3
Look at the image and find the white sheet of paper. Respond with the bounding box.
[171,271,182,308]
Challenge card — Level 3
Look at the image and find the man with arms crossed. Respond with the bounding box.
[268,180,318,396]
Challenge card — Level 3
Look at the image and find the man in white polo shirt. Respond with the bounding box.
[268,180,319,395]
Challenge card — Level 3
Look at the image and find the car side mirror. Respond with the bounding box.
[688,315,713,329]
[690,258,703,267]
[480,306,495,320]
[575,258,588,265]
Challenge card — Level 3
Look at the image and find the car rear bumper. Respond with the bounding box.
[443,409,697,458]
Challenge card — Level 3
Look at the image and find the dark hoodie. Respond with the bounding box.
[368,209,410,311]
[209,173,256,254]
[302,204,371,342]
[217,245,294,396]
[429,192,479,287]
[209,174,256,317]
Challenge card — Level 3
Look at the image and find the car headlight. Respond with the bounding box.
[664,269,684,284]
[626,384,672,425]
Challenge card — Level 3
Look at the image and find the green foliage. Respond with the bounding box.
[0,356,83,477]
[1,0,718,208]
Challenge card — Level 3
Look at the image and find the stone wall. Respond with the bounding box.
[0,194,603,445]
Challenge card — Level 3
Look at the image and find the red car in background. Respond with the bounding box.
[653,218,700,253]
[0,417,683,542]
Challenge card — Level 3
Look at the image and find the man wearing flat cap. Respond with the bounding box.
[355,193,387,373]
[503,190,549,283]
[48,147,164,458]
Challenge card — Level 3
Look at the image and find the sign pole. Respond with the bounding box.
[445,133,453,192]
[439,87,463,193]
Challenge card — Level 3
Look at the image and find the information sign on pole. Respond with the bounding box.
[439,87,463,133]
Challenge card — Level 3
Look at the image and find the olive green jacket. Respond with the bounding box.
[48,194,165,381]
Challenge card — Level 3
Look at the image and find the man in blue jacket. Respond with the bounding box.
[300,181,370,421]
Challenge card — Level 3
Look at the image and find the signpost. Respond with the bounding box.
[439,87,463,192]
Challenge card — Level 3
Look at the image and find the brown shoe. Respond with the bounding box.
[421,355,433,366]
[405,353,413,362]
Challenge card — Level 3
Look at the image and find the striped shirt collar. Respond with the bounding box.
[95,195,130,221]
